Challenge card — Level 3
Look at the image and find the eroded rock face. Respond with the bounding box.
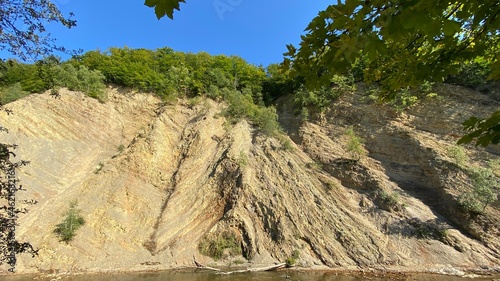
[0,85,498,274]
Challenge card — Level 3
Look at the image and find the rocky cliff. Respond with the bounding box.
[0,85,498,275]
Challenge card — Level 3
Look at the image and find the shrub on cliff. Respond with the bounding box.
[55,64,107,102]
[198,230,242,260]
[54,201,85,243]
[345,126,367,161]
[0,83,30,105]
[458,167,498,214]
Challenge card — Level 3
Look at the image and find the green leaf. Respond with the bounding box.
[144,0,185,20]
[462,116,480,130]
[344,0,362,13]
[457,135,473,145]
[458,111,500,146]
[144,0,156,7]
[284,44,296,57]
[443,20,461,36]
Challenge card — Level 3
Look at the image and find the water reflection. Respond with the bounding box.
[0,270,497,281]
[65,271,379,281]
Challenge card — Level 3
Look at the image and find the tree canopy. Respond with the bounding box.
[145,0,500,146]
[1,47,286,136]
[283,1,500,91]
[0,0,77,61]
[282,0,500,146]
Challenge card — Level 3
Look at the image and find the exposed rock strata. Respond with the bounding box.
[0,85,498,274]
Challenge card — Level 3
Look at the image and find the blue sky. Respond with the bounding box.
[1,1,331,66]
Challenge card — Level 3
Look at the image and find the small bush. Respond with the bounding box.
[365,82,435,111]
[446,58,491,88]
[306,161,323,171]
[488,158,500,177]
[345,127,366,160]
[350,56,367,82]
[117,144,125,152]
[377,190,403,212]
[391,87,419,112]
[76,66,107,102]
[206,84,221,99]
[198,230,242,260]
[418,81,436,96]
[285,250,300,267]
[56,63,80,90]
[0,83,30,105]
[299,107,310,121]
[223,89,255,120]
[407,218,448,241]
[223,89,281,136]
[187,96,202,108]
[458,191,483,214]
[54,201,85,243]
[254,106,281,136]
[447,145,469,167]
[237,151,248,168]
[294,75,355,117]
[232,259,245,265]
[278,136,294,151]
[458,166,498,214]
[55,64,107,102]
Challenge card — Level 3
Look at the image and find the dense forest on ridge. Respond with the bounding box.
[0,46,498,139]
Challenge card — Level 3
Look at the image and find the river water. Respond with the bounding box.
[0,270,497,281]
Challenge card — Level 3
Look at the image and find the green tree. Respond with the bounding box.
[459,167,498,214]
[205,68,232,91]
[53,201,85,243]
[0,60,46,93]
[446,57,493,88]
[344,126,366,161]
[167,64,191,96]
[281,1,500,146]
[35,55,61,95]
[284,1,500,91]
[55,63,80,91]
[0,83,30,105]
[147,1,499,146]
[262,63,303,104]
[75,66,107,102]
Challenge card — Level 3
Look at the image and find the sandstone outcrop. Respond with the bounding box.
[0,85,498,274]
